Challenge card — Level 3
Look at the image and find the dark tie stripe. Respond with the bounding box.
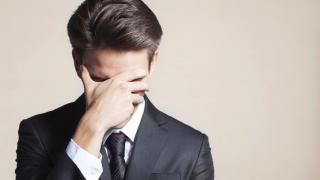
[105,132,127,180]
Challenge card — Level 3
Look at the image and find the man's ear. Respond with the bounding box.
[72,49,82,78]
[148,50,159,76]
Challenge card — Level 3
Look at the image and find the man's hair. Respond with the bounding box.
[67,0,163,63]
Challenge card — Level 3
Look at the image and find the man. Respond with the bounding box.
[15,0,214,179]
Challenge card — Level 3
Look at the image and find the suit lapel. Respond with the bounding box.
[125,95,169,180]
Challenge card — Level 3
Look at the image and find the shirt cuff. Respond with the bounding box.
[66,139,103,180]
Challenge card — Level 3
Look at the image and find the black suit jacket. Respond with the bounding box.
[16,94,214,180]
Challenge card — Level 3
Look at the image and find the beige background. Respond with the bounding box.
[1,0,319,179]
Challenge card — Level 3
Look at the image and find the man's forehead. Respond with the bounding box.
[82,48,150,82]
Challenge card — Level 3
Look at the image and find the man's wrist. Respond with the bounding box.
[73,118,106,158]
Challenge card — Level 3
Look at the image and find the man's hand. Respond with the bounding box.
[72,65,149,157]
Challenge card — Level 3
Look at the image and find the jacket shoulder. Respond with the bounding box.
[157,110,207,143]
[18,99,81,156]
[20,100,75,127]
[18,98,81,147]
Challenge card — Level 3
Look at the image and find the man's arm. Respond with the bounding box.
[15,67,148,180]
[190,133,214,180]
[15,119,86,180]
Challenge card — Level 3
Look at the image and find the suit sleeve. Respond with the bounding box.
[15,119,86,180]
[190,133,215,180]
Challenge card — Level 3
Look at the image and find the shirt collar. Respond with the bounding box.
[102,99,145,144]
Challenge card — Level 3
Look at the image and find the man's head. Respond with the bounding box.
[67,0,162,82]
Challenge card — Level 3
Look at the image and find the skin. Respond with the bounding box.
[71,48,159,157]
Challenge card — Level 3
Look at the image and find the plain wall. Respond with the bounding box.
[1,0,319,179]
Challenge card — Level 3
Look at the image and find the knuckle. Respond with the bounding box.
[108,78,116,85]
[129,104,134,110]
[120,82,128,90]
[110,78,121,87]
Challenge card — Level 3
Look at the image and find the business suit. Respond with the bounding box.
[16,93,214,180]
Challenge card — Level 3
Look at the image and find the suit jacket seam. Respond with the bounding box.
[190,132,206,178]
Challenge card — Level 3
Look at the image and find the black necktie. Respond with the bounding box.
[105,132,127,180]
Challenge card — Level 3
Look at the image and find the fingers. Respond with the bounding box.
[127,81,149,93]
[80,65,95,90]
[131,94,144,105]
[115,69,147,82]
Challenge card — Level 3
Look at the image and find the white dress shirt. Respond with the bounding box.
[66,100,145,180]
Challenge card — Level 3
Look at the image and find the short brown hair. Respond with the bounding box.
[67,0,163,63]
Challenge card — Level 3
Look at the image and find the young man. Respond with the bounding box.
[15,0,214,179]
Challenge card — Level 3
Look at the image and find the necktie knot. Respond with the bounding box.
[105,132,126,157]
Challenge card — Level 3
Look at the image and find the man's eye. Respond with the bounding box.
[92,78,105,82]
[91,76,108,82]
